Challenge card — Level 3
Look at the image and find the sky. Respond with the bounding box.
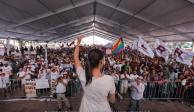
[80,35,112,45]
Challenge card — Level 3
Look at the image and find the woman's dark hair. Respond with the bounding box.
[85,49,104,86]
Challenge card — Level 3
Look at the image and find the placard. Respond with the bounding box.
[25,79,36,97]
[36,79,49,89]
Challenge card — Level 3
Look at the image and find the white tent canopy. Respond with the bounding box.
[0,0,194,42]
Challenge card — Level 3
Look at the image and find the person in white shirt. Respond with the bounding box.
[74,37,115,112]
[128,76,145,112]
[55,75,72,111]
[0,70,8,97]
[108,57,116,66]
[120,71,130,95]
[50,67,60,95]
[18,67,31,85]
[129,71,139,81]
[63,61,73,72]
[2,63,12,81]
[27,66,35,78]
[38,69,47,79]
[113,61,124,72]
[111,70,120,92]
[50,67,59,80]
[111,70,123,102]
[111,70,119,84]
[18,67,31,96]
[0,62,9,89]
[0,70,6,89]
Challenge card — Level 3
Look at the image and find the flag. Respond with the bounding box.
[137,37,154,58]
[174,47,194,66]
[132,39,138,50]
[112,38,124,55]
[155,39,170,62]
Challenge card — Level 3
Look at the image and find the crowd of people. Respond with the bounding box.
[0,39,194,111]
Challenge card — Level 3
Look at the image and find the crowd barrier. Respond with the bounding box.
[0,79,193,104]
[114,80,193,103]
[0,79,81,99]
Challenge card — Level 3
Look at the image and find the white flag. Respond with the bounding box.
[155,39,170,62]
[132,40,138,50]
[137,37,154,58]
[174,47,194,66]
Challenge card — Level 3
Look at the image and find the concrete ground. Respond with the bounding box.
[0,97,194,112]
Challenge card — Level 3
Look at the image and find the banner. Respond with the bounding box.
[137,37,154,58]
[25,79,36,97]
[36,79,49,89]
[174,47,194,66]
[155,39,170,62]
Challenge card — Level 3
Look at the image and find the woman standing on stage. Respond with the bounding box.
[74,37,116,112]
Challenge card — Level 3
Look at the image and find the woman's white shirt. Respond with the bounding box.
[76,67,115,112]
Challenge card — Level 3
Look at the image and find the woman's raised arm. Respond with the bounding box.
[74,36,82,68]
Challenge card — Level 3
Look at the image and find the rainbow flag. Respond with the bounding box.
[112,38,124,55]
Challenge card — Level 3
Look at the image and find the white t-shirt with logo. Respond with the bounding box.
[55,79,69,93]
[128,82,145,100]
[50,71,59,80]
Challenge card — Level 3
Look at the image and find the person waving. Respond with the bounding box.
[74,36,116,112]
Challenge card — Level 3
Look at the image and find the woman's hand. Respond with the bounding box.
[77,36,83,46]
[74,36,83,68]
